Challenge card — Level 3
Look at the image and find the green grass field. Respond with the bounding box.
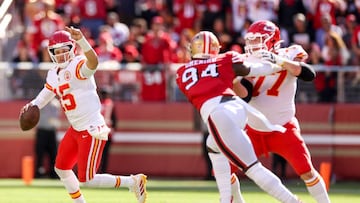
[0,178,359,203]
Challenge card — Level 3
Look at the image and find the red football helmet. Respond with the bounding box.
[244,20,282,54]
[189,31,220,59]
[47,30,76,68]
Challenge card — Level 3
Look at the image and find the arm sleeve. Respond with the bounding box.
[240,78,253,103]
[297,62,316,81]
[80,63,97,78]
[31,88,56,109]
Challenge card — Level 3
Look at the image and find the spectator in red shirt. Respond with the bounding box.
[315,32,350,102]
[311,0,346,30]
[172,0,203,34]
[27,0,65,57]
[94,30,123,63]
[140,16,176,101]
[122,44,140,63]
[77,0,107,39]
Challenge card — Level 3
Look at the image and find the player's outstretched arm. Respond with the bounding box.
[231,51,282,77]
[233,60,282,77]
[65,26,98,70]
[253,50,315,81]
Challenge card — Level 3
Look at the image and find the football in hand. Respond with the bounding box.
[19,104,40,131]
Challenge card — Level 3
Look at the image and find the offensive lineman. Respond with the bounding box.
[211,20,330,203]
[20,27,147,203]
[176,30,302,203]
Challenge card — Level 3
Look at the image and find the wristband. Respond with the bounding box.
[76,37,92,52]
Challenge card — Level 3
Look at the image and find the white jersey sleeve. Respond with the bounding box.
[31,87,56,109]
[277,44,308,62]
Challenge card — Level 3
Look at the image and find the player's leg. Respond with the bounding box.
[274,121,330,203]
[208,104,300,203]
[55,168,86,203]
[301,170,330,203]
[229,125,268,203]
[207,135,233,203]
[99,135,112,173]
[77,134,147,203]
[244,162,301,203]
[55,127,86,203]
[231,173,246,203]
[207,133,246,203]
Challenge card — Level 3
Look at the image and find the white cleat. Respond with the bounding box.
[130,174,148,203]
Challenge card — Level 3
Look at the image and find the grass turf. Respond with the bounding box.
[0,178,359,203]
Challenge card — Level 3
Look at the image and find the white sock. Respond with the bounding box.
[245,163,299,203]
[208,152,232,203]
[231,173,246,203]
[305,172,331,203]
[55,168,86,203]
[82,174,135,188]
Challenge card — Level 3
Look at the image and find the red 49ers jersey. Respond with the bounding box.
[248,45,308,128]
[176,51,241,110]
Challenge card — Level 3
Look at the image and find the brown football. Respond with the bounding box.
[19,104,40,131]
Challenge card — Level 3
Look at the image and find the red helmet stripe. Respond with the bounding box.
[202,32,207,54]
[203,31,211,54]
[207,32,211,54]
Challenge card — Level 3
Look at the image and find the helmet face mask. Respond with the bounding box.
[189,31,220,59]
[48,31,76,68]
[244,20,282,54]
[244,33,268,54]
[50,46,71,64]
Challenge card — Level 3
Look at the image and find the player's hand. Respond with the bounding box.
[65,26,83,41]
[253,50,276,63]
[253,50,286,67]
[20,103,33,114]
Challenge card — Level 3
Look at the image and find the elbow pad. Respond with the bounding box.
[240,78,253,103]
[297,62,316,81]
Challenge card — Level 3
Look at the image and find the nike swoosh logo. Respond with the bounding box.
[82,135,88,138]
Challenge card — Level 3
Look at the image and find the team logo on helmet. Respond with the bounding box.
[189,31,220,59]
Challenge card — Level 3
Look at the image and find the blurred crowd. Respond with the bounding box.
[6,0,360,102]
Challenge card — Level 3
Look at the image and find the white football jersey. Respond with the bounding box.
[247,45,308,128]
[45,55,106,131]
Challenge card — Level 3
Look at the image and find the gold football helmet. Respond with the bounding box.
[189,31,220,59]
